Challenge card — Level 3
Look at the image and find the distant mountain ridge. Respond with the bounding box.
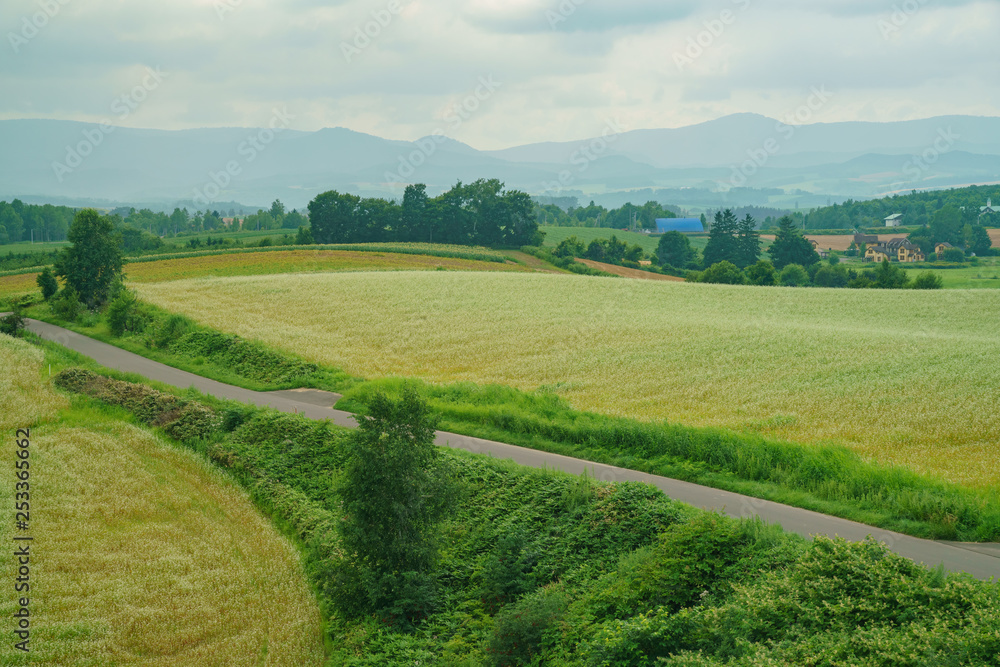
[2,114,999,212]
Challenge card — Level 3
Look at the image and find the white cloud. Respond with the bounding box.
[0,0,997,148]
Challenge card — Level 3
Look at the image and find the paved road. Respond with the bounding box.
[20,318,1000,580]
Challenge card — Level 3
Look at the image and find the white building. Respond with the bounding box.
[885,213,903,227]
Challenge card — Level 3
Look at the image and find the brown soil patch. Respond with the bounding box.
[576,259,685,281]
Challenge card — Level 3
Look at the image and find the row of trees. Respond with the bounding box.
[118,200,307,237]
[691,257,942,290]
[309,180,541,248]
[801,185,1000,230]
[0,200,77,244]
[535,200,684,230]
[905,204,994,255]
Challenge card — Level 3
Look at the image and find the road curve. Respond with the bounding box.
[19,318,1000,580]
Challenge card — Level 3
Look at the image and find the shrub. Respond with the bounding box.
[744,260,777,286]
[488,587,569,667]
[779,263,810,287]
[912,272,944,290]
[812,264,849,288]
[699,261,745,285]
[943,247,966,263]
[105,290,149,337]
[0,309,25,338]
[36,267,59,301]
[51,286,82,322]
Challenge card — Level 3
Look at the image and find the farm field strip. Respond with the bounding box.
[137,271,1000,489]
[0,337,326,666]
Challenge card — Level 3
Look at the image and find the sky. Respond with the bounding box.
[2,0,999,150]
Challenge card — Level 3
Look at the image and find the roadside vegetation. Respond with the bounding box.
[39,356,1000,665]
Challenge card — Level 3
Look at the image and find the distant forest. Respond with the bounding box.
[792,185,1000,230]
[0,200,76,244]
[535,200,681,229]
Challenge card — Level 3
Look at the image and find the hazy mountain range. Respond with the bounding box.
[2,114,999,213]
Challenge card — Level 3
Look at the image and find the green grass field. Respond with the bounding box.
[0,337,326,666]
[136,272,1000,490]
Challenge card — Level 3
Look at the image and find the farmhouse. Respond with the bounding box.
[854,233,879,246]
[981,199,998,216]
[935,241,956,258]
[885,213,904,227]
[865,238,925,263]
[656,218,703,233]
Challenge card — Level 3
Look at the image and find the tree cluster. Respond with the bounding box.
[691,256,942,290]
[535,200,679,230]
[801,184,1000,230]
[0,199,76,244]
[309,180,541,248]
[703,209,763,269]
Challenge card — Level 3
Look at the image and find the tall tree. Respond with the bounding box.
[703,209,740,267]
[656,231,697,269]
[54,209,123,308]
[769,216,820,270]
[736,214,761,269]
[400,184,429,241]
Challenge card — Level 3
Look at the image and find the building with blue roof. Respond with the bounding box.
[655,218,703,233]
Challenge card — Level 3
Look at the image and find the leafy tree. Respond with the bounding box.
[873,259,911,289]
[0,308,25,337]
[51,286,82,321]
[703,209,740,267]
[769,216,820,270]
[812,264,849,288]
[554,236,585,259]
[779,264,810,287]
[745,260,777,286]
[965,224,992,256]
[269,199,285,222]
[942,247,966,263]
[36,267,58,300]
[656,231,697,269]
[295,226,314,245]
[930,205,963,245]
[699,261,745,285]
[912,272,944,290]
[282,209,307,230]
[334,388,451,621]
[0,204,24,244]
[54,209,123,308]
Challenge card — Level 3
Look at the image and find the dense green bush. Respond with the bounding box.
[51,286,82,322]
[170,331,320,384]
[488,586,570,666]
[53,368,220,440]
[0,309,25,337]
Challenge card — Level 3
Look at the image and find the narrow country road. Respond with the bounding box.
[19,318,1000,580]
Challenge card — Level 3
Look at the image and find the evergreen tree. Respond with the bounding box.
[736,214,761,268]
[769,216,820,270]
[703,209,740,267]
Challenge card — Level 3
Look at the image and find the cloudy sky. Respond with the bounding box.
[2,0,999,150]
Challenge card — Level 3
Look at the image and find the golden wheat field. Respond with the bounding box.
[138,271,1000,488]
[0,337,326,666]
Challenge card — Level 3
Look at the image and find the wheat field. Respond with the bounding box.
[0,337,326,665]
[138,271,1000,489]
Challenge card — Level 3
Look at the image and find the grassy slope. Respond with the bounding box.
[0,337,327,666]
[52,367,1000,666]
[137,271,1000,490]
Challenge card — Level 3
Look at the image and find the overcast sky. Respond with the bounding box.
[2,0,998,150]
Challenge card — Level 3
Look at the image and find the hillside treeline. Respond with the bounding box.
[799,184,1000,230]
[535,200,680,229]
[0,200,77,244]
[308,179,541,248]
